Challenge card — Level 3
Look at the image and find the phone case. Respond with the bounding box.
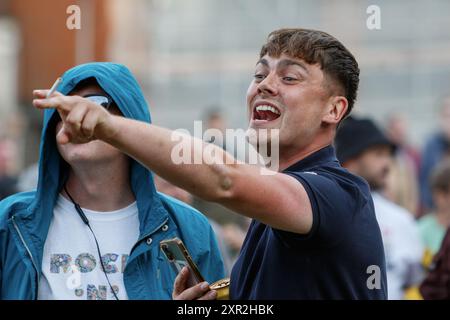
[160,237,205,287]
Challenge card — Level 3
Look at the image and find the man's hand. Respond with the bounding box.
[172,267,217,300]
[32,90,117,144]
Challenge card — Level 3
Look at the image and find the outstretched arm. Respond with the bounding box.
[33,90,312,234]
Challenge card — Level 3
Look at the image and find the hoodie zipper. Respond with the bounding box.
[11,216,40,300]
[125,218,169,299]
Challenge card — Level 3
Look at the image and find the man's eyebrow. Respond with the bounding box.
[256,58,269,67]
[277,59,309,74]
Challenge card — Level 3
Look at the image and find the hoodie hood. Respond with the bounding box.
[22,63,169,264]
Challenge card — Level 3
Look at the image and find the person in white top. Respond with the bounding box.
[39,195,139,300]
[335,117,424,300]
[37,78,138,300]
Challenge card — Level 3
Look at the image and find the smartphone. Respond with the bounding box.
[160,237,205,287]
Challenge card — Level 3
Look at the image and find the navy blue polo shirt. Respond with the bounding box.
[230,145,387,299]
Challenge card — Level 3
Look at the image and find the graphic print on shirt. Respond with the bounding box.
[49,252,129,300]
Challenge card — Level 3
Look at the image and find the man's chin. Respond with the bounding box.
[248,118,282,130]
[58,141,104,162]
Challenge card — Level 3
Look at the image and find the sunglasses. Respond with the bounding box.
[83,94,114,110]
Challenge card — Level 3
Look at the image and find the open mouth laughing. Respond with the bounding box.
[251,101,282,125]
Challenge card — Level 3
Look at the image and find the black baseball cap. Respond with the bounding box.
[334,116,396,163]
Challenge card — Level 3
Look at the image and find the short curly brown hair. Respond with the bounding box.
[260,28,360,119]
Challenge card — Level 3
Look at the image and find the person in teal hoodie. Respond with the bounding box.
[0,62,224,300]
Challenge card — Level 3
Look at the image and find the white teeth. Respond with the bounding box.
[255,105,280,115]
[270,107,280,115]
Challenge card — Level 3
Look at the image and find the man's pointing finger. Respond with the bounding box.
[33,95,71,112]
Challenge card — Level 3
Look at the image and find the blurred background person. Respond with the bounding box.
[419,226,450,300]
[335,117,424,300]
[417,160,450,268]
[384,113,420,217]
[419,97,450,213]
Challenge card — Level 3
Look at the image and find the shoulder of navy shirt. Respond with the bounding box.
[230,145,388,299]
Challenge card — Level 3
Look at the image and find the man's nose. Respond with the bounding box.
[257,74,278,96]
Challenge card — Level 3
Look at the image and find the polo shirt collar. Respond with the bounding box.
[283,144,338,172]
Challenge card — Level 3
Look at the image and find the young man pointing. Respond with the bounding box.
[33,29,387,299]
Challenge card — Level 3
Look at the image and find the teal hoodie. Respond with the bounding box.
[0,62,225,300]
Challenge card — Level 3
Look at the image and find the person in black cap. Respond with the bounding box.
[335,116,424,300]
[334,116,396,190]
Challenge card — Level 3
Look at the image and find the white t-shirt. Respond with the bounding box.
[372,192,424,300]
[38,194,140,300]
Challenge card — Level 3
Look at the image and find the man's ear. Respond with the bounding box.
[322,96,348,125]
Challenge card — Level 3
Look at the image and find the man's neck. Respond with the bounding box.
[63,161,135,212]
